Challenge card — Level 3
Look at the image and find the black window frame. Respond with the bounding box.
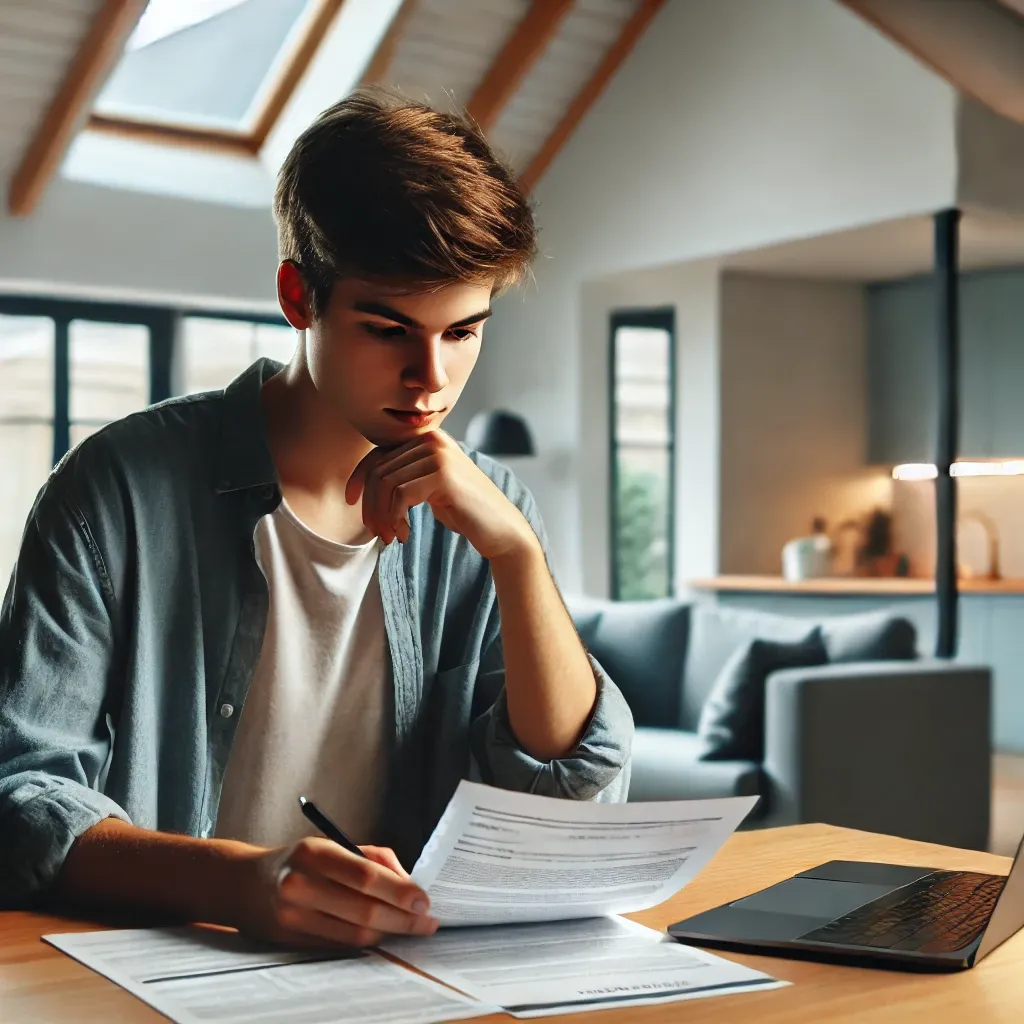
[608,307,677,601]
[0,294,287,466]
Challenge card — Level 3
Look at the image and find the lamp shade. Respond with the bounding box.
[465,409,535,456]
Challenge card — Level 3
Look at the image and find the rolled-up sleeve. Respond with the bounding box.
[465,457,633,802]
[470,652,633,801]
[0,477,130,907]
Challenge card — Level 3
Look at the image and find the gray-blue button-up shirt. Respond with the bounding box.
[0,359,632,907]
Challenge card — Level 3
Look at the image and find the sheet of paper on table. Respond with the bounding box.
[382,914,786,1018]
[44,926,497,1024]
[410,781,759,927]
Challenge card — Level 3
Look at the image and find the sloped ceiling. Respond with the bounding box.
[842,0,1024,125]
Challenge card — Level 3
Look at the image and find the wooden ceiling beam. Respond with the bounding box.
[87,114,259,157]
[361,0,419,87]
[250,0,348,151]
[468,0,574,132]
[519,0,665,193]
[8,0,146,216]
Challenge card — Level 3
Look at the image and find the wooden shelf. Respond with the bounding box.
[688,575,1024,596]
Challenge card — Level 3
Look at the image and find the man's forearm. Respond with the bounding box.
[489,537,597,762]
[52,817,259,926]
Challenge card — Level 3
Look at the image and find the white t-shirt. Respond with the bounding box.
[215,500,390,848]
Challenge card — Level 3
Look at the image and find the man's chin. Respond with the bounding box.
[359,419,443,449]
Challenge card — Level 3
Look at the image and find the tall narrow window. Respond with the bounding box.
[610,310,675,601]
[0,315,55,580]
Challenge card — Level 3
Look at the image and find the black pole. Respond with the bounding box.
[934,209,960,659]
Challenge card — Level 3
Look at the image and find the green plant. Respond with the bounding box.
[615,463,668,600]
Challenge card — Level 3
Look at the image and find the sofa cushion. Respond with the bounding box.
[680,604,814,730]
[821,611,917,662]
[697,628,827,762]
[567,597,604,649]
[628,727,765,808]
[567,597,690,728]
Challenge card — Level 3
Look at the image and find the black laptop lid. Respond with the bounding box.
[976,833,1024,962]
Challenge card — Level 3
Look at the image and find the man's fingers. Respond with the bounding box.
[292,839,427,913]
[346,437,426,506]
[273,902,385,949]
[370,461,437,541]
[363,845,412,880]
[363,448,437,541]
[278,868,438,939]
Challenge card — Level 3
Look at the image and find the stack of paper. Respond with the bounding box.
[46,927,496,1024]
[381,782,784,1016]
[46,783,786,1021]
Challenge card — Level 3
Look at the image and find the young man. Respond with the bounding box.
[0,91,632,947]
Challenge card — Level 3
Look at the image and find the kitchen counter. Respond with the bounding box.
[689,575,1024,596]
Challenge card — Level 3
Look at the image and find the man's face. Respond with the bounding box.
[305,277,493,448]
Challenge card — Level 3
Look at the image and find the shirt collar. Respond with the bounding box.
[215,358,282,495]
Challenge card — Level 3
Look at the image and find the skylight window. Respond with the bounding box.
[94,0,317,132]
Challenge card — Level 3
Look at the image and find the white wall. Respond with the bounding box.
[717,272,890,575]
[577,259,721,597]
[0,179,280,310]
[479,0,958,593]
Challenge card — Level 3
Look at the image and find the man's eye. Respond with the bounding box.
[365,323,405,339]
[448,328,479,342]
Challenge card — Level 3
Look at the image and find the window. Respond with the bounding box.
[69,321,150,447]
[609,310,675,601]
[181,317,295,394]
[0,316,55,579]
[0,296,288,584]
[94,0,317,133]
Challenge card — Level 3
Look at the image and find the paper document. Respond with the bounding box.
[383,915,786,1017]
[45,927,495,1024]
[411,781,758,926]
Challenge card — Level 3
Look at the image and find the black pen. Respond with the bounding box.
[298,796,367,859]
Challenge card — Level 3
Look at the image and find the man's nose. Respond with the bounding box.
[407,337,450,393]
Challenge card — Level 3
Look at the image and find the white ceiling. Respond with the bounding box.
[0,0,103,182]
[725,210,1024,281]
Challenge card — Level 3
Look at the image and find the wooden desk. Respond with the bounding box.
[2,824,1020,1022]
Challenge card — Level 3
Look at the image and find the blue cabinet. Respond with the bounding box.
[974,271,1024,458]
[867,266,1024,463]
[867,277,936,465]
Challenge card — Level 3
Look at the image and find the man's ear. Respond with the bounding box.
[277,261,313,329]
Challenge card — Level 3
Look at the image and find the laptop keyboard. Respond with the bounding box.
[801,871,1005,954]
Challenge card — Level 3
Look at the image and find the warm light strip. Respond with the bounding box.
[892,461,1024,480]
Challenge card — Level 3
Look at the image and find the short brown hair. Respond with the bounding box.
[273,88,537,316]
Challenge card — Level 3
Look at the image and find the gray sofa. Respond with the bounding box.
[568,596,992,851]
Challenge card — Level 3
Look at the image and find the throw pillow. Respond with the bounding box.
[680,604,813,731]
[697,628,827,762]
[581,598,691,728]
[822,612,916,663]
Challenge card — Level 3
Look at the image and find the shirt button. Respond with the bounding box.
[219,703,234,719]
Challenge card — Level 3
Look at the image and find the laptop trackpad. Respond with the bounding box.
[730,878,894,919]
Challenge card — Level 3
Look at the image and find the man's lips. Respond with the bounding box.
[385,408,443,427]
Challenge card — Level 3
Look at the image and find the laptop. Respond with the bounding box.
[667,834,1024,971]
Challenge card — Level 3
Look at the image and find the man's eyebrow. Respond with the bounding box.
[448,308,492,329]
[353,301,493,331]
[353,301,421,328]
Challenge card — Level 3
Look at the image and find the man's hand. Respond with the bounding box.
[346,431,537,560]
[239,838,439,948]
[55,820,440,950]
